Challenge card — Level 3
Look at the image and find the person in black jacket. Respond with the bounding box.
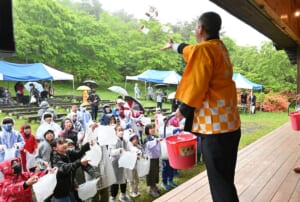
[50,137,91,201]
[171,99,180,112]
[87,89,101,121]
[249,91,257,114]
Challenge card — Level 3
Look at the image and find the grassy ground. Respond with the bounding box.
[0,81,290,201]
[239,111,289,149]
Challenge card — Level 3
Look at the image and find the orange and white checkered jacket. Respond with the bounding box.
[175,39,240,134]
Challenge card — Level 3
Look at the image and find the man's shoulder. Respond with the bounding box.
[195,39,223,51]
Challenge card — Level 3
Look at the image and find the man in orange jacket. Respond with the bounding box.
[161,11,241,202]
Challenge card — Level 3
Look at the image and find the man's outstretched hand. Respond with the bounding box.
[160,38,174,50]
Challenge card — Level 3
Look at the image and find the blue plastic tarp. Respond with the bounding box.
[0,61,73,81]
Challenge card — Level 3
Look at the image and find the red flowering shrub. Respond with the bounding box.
[262,93,290,112]
[278,91,297,103]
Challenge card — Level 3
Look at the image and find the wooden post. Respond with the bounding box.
[298,45,300,94]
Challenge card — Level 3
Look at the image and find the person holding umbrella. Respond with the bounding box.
[87,88,101,121]
[29,83,40,106]
[83,80,98,89]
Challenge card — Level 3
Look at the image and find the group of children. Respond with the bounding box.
[0,117,93,202]
[0,100,187,202]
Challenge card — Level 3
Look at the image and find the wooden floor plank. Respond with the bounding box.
[237,124,290,158]
[236,124,292,169]
[183,178,211,202]
[154,123,300,202]
[235,131,293,196]
[269,155,300,201]
[289,178,300,202]
[271,170,300,201]
[250,134,300,202]
[244,143,299,201]
[154,172,208,201]
[238,132,299,199]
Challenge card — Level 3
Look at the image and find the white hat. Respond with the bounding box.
[129,133,139,141]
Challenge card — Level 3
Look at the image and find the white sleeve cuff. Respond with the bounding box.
[172,43,179,52]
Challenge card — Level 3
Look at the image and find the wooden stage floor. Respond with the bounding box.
[154,122,300,202]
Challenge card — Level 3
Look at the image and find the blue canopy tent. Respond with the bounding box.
[0,61,75,94]
[126,70,181,85]
[137,70,181,84]
[125,70,181,98]
[0,61,74,81]
[232,73,263,90]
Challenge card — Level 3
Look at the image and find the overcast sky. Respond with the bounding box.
[99,0,270,46]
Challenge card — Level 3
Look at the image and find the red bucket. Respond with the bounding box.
[166,133,197,169]
[290,111,300,130]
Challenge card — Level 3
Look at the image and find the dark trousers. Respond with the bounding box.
[201,129,241,202]
[162,160,175,184]
[17,94,24,104]
[197,136,202,163]
[44,194,53,202]
[146,158,160,186]
[111,183,126,197]
[91,105,98,120]
[157,102,162,109]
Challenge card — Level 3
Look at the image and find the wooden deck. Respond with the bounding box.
[154,122,300,202]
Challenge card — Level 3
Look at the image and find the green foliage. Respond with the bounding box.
[9,0,297,92]
[257,92,265,104]
[227,41,297,92]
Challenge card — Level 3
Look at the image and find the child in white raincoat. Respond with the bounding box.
[108,125,131,202]
[127,133,144,198]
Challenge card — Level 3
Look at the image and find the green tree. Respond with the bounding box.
[9,0,296,92]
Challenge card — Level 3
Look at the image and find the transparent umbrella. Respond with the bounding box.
[108,86,128,96]
[24,82,43,93]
